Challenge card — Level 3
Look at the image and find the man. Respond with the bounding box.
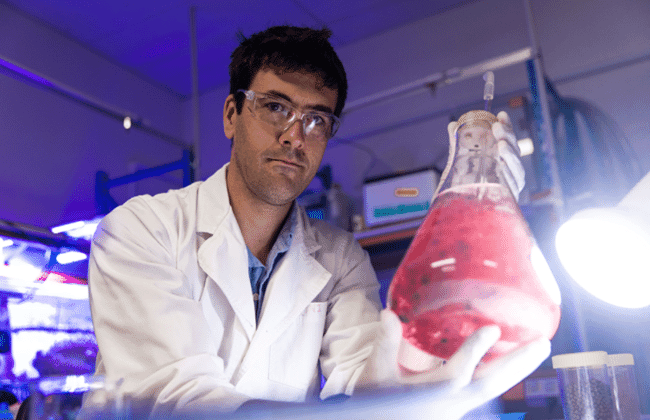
[85,26,549,418]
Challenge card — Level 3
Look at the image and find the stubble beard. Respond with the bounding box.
[230,126,318,207]
[235,154,311,208]
[249,174,303,207]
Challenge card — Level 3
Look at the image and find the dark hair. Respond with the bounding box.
[229,26,348,117]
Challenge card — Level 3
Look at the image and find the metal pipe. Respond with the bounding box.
[443,47,533,85]
[342,47,533,115]
[523,0,564,217]
[523,0,588,354]
[189,6,201,181]
[342,71,443,115]
[0,54,188,150]
[333,87,530,147]
[104,157,189,188]
[0,54,130,118]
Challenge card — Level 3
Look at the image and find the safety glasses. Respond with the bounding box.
[238,89,340,141]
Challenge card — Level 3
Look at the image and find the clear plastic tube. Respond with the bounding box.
[483,71,495,111]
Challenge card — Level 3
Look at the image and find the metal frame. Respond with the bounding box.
[95,149,194,215]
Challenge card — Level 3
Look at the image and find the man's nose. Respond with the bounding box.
[280,117,306,148]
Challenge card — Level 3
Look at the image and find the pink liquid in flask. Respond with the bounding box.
[388,111,561,371]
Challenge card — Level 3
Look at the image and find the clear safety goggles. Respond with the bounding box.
[238,89,340,141]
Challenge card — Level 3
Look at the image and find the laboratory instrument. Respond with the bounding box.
[362,167,440,228]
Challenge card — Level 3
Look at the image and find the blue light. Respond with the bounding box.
[56,251,88,265]
[307,209,325,220]
[0,331,10,354]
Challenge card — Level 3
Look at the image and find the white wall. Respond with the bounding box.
[182,85,232,181]
[0,3,188,228]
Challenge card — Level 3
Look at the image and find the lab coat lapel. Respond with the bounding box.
[255,208,330,342]
[198,227,256,340]
[196,165,256,340]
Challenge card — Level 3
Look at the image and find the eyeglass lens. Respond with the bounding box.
[253,95,337,140]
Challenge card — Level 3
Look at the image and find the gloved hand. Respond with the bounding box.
[440,111,526,201]
[491,111,525,201]
[356,309,550,420]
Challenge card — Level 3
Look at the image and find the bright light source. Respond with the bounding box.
[518,138,534,157]
[123,116,132,130]
[51,217,102,240]
[51,221,85,234]
[556,207,650,308]
[0,238,14,248]
[65,219,101,239]
[556,171,650,308]
[0,258,42,281]
[56,250,88,265]
[34,280,89,300]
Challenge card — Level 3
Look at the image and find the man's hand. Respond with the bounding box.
[357,309,550,420]
[492,111,525,201]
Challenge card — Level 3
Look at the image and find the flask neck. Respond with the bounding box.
[436,114,516,198]
[444,153,501,188]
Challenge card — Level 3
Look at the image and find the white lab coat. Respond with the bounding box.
[87,164,382,417]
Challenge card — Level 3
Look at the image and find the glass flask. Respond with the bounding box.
[388,110,562,372]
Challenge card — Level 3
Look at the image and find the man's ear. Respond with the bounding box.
[223,94,237,140]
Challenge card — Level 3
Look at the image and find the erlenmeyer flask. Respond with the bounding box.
[388,110,561,372]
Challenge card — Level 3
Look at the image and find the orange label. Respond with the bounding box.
[394,187,419,197]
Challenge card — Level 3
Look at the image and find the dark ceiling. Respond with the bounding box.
[6,0,477,97]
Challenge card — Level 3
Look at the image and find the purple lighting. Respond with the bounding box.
[0,56,55,88]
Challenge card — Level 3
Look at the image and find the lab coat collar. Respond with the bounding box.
[196,163,322,254]
[196,163,326,341]
[294,202,321,255]
[196,164,231,235]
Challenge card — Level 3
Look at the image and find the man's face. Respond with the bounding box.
[223,68,337,207]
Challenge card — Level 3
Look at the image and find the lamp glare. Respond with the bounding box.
[556,209,650,308]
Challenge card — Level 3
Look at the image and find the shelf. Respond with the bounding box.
[353,219,424,271]
[353,218,423,248]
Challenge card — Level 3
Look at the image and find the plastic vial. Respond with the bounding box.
[608,353,641,420]
[388,110,561,371]
[552,351,614,420]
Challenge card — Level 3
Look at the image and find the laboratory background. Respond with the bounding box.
[1,0,649,418]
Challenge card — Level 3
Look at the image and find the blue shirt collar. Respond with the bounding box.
[248,203,296,267]
[247,204,298,322]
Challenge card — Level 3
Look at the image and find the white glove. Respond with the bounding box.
[441,111,526,201]
[492,111,525,201]
[356,309,550,420]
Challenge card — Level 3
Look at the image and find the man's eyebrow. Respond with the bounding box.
[265,90,334,114]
